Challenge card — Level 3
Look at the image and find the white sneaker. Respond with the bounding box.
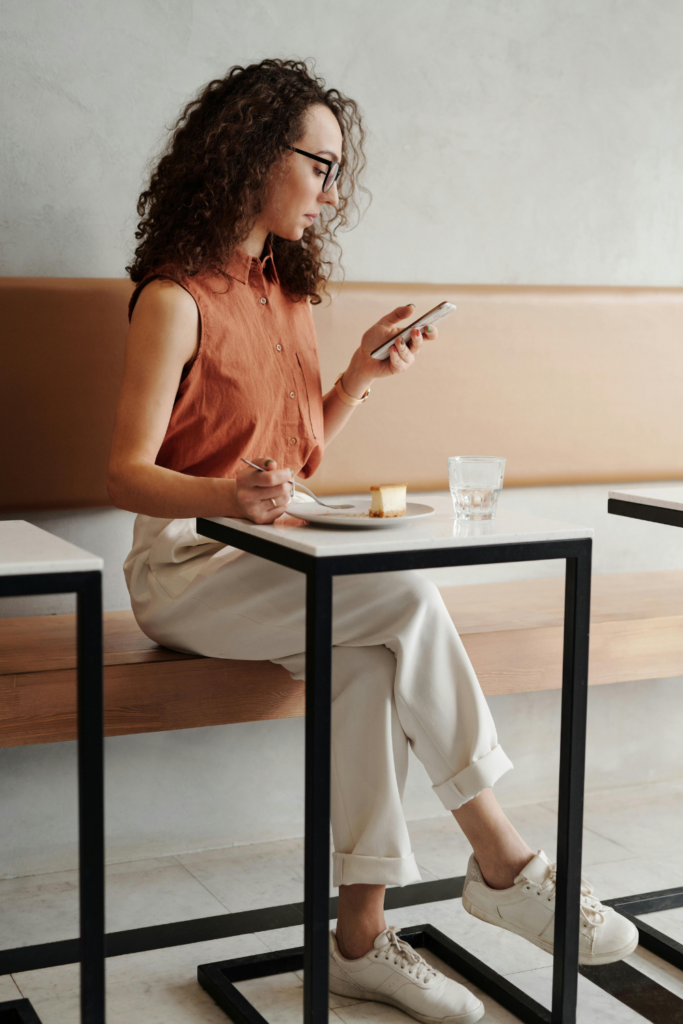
[329,926,484,1024]
[462,850,639,966]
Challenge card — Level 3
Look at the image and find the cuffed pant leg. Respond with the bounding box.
[278,644,422,888]
[325,572,514,812]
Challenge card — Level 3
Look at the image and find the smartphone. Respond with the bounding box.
[370,301,456,360]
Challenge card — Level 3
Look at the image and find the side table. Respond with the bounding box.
[195,499,592,1024]
[0,521,105,1024]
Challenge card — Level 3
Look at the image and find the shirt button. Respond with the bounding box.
[289,391,295,399]
[276,344,282,352]
[260,297,267,305]
[289,437,298,445]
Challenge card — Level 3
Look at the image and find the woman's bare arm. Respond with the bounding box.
[107,280,291,522]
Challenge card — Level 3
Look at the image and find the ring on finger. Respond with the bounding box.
[271,498,277,508]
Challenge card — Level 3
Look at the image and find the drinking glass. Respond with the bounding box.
[448,456,506,520]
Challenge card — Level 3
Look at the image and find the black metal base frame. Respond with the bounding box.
[604,886,683,972]
[0,571,104,1024]
[198,926,555,1024]
[197,890,683,1024]
[0,999,44,1024]
[0,875,465,976]
[606,495,683,986]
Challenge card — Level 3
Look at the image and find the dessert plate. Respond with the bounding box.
[286,500,436,529]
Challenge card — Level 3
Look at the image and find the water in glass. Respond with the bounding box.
[448,456,506,520]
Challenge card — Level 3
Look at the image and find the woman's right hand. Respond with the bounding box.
[234,458,293,523]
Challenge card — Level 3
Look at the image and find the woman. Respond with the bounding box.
[108,59,636,1024]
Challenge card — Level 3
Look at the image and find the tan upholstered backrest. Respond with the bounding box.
[312,284,683,494]
[1,277,682,511]
[1,278,132,511]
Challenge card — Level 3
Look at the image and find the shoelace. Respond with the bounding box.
[373,929,438,983]
[529,864,606,929]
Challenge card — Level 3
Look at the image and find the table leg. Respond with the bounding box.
[552,542,592,1023]
[77,572,105,1024]
[303,567,333,1023]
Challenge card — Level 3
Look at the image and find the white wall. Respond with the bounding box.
[2,0,683,285]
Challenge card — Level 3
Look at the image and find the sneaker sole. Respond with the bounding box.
[329,977,485,1024]
[462,893,639,966]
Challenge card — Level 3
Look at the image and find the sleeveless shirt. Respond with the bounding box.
[128,245,324,480]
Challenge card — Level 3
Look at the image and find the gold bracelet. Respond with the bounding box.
[334,372,371,407]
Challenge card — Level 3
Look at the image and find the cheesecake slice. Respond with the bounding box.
[369,484,407,518]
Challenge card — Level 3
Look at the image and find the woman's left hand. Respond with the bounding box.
[341,304,438,397]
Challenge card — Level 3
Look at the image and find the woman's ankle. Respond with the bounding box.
[336,882,386,960]
[477,848,533,890]
[336,921,385,960]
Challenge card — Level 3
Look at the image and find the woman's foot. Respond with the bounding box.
[330,926,485,1024]
[462,850,639,965]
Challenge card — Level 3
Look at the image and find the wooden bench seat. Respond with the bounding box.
[2,570,682,749]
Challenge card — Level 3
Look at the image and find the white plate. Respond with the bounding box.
[285,500,436,529]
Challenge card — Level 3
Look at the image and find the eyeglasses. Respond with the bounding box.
[289,147,341,193]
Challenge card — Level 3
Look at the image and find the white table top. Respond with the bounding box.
[205,494,592,559]
[609,486,683,513]
[0,521,103,576]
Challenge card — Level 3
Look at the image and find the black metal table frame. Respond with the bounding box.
[603,496,683,974]
[0,570,104,1024]
[195,518,593,1024]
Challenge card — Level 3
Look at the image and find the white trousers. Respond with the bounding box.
[124,515,513,887]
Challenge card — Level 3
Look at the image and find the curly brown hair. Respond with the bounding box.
[126,59,368,303]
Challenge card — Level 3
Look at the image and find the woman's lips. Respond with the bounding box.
[305,214,317,222]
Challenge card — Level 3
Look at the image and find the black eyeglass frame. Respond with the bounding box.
[289,147,341,193]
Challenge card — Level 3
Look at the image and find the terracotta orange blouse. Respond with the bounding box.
[128,246,324,481]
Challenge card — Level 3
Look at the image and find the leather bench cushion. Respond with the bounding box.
[2,278,683,511]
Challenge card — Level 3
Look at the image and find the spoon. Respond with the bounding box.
[240,459,355,510]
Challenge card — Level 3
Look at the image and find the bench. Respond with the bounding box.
[3,569,682,748]
[2,278,683,749]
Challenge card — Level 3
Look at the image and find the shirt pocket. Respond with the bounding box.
[296,351,320,439]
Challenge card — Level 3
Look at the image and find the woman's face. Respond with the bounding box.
[263,104,343,240]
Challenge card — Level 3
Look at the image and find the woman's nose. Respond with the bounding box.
[322,182,339,207]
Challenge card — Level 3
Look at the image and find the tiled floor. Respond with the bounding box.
[1,780,682,1022]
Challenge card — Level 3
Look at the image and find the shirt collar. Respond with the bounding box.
[225,241,279,285]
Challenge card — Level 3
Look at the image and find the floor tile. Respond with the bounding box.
[639,905,683,944]
[234,972,304,1024]
[413,863,441,882]
[176,837,307,912]
[104,857,230,931]
[407,816,473,878]
[545,780,683,862]
[0,857,228,948]
[254,923,304,953]
[14,932,265,1024]
[236,969,360,1018]
[502,803,632,869]
[626,945,683,1000]
[579,854,683,902]
[332,1001,420,1022]
[407,802,630,885]
[508,965,648,1022]
[0,974,23,1001]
